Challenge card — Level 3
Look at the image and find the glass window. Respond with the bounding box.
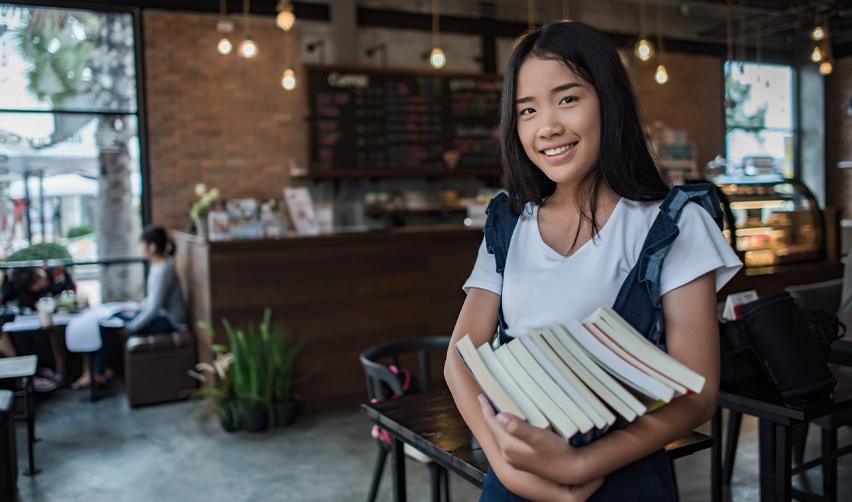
[0,5,144,304]
[724,62,795,178]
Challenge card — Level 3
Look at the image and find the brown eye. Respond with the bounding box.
[518,107,535,116]
[559,96,578,105]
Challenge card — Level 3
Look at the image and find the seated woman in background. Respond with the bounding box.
[0,266,76,391]
[71,226,188,389]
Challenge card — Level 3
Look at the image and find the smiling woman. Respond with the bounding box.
[444,20,742,502]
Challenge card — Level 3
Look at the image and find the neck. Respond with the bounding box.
[149,255,166,264]
[546,178,617,213]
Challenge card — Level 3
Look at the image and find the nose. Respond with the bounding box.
[537,118,564,140]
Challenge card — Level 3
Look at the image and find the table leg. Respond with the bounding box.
[821,426,837,501]
[773,423,792,502]
[711,408,723,502]
[758,418,776,501]
[23,376,40,476]
[391,437,406,502]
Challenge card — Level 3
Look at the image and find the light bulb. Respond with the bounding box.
[217,37,233,55]
[811,25,825,41]
[634,38,654,62]
[276,11,295,31]
[429,47,446,69]
[239,38,258,59]
[811,46,822,63]
[655,64,669,85]
[819,61,833,76]
[281,68,297,90]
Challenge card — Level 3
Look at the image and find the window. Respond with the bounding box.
[0,4,144,303]
[724,61,795,179]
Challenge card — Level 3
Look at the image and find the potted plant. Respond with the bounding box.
[189,183,220,239]
[265,313,300,427]
[188,342,238,432]
[224,316,271,432]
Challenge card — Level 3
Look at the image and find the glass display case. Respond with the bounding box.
[714,176,824,268]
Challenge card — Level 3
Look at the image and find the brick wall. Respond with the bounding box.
[631,52,725,172]
[826,57,852,218]
[144,11,725,229]
[144,10,306,229]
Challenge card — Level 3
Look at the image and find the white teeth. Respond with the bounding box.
[543,143,576,156]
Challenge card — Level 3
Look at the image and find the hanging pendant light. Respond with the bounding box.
[429,0,446,69]
[216,0,234,55]
[281,67,297,90]
[654,0,667,85]
[634,0,654,62]
[655,64,669,84]
[635,39,654,62]
[811,25,826,41]
[238,0,258,59]
[819,60,833,76]
[811,45,823,63]
[276,0,295,32]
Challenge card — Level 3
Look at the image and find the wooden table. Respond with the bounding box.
[713,364,852,501]
[0,356,38,476]
[362,390,714,502]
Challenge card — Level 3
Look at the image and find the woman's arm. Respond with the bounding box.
[486,271,720,486]
[444,288,602,501]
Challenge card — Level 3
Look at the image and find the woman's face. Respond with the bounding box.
[514,55,601,187]
[139,240,155,260]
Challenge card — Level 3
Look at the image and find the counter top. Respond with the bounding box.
[172,225,483,248]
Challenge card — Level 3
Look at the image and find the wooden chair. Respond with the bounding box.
[360,336,451,502]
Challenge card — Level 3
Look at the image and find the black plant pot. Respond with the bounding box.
[274,401,297,428]
[220,411,239,433]
[239,405,270,433]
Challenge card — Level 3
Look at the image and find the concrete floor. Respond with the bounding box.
[12,388,852,502]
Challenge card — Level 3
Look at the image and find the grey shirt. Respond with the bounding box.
[126,261,188,333]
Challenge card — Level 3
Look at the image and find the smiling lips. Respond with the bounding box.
[541,141,579,157]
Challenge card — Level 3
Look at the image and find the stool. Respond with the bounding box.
[0,390,16,501]
[124,332,197,407]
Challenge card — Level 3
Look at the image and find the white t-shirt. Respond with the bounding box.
[463,198,743,337]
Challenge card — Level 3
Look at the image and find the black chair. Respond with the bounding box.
[360,336,452,502]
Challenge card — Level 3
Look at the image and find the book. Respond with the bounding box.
[507,339,595,434]
[591,306,705,394]
[493,344,579,440]
[544,327,644,421]
[526,330,616,429]
[477,343,549,429]
[454,306,705,445]
[455,334,525,420]
[563,319,676,402]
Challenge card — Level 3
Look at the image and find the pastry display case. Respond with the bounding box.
[714,176,824,268]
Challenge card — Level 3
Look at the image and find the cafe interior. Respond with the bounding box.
[0,0,851,500]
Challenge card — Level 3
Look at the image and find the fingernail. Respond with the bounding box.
[477,394,487,405]
[496,413,509,425]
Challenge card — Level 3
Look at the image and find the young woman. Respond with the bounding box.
[444,21,741,501]
[71,226,188,389]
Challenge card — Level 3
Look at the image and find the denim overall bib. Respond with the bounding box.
[478,183,723,502]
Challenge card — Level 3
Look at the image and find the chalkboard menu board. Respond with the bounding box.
[306,66,503,175]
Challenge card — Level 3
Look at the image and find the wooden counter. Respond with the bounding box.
[173,226,483,413]
[173,221,843,413]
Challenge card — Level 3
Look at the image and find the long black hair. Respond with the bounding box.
[500,21,669,235]
[141,225,175,257]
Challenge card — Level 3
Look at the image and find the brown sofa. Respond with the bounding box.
[124,332,197,407]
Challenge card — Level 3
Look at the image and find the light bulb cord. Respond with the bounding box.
[432,0,440,47]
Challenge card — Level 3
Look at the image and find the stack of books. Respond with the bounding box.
[456,306,705,446]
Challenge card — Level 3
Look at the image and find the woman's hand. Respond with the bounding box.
[478,394,588,485]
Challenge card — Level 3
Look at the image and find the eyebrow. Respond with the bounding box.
[515,82,581,105]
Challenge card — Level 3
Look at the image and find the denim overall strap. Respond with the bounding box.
[611,183,723,350]
[483,193,519,346]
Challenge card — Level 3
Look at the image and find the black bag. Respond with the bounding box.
[719,292,842,400]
